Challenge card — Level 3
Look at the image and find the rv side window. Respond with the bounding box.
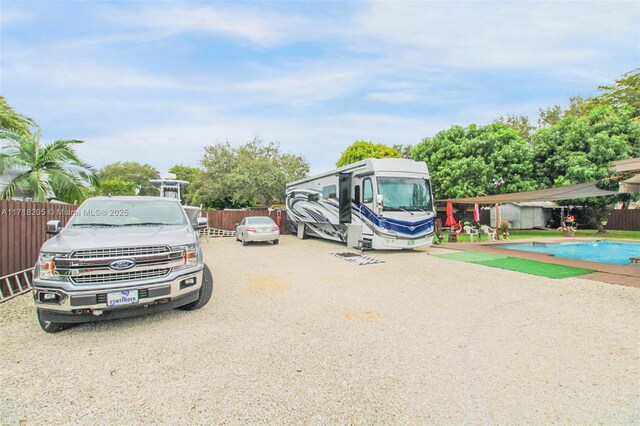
[308,193,319,202]
[353,185,360,203]
[322,185,337,199]
[363,178,373,203]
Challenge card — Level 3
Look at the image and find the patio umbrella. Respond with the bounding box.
[445,200,456,227]
[473,203,480,222]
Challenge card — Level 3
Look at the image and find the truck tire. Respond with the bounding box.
[179,265,213,311]
[37,309,67,334]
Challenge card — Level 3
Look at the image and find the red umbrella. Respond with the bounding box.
[473,203,480,223]
[445,200,456,226]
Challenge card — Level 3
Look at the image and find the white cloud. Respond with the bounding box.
[73,112,455,175]
[0,8,33,27]
[105,4,314,48]
[349,1,640,77]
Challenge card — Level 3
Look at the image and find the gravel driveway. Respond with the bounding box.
[1,236,639,424]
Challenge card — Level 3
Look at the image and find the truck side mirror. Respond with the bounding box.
[194,217,208,230]
[46,220,62,235]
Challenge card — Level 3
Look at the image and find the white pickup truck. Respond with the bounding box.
[32,196,212,333]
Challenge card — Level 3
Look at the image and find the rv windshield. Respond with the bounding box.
[377,177,433,211]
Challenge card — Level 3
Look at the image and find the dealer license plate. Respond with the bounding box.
[107,290,139,307]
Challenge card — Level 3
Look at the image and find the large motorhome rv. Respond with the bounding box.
[286,158,435,250]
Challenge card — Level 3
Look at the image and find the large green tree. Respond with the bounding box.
[412,123,538,200]
[495,114,535,142]
[0,130,98,202]
[198,138,309,208]
[532,104,640,232]
[99,161,160,196]
[168,164,203,205]
[88,177,137,197]
[594,68,639,116]
[336,140,401,167]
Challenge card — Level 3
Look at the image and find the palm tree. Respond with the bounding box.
[0,129,99,202]
[0,96,36,137]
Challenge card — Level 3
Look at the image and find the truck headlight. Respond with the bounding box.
[172,244,199,270]
[37,253,68,281]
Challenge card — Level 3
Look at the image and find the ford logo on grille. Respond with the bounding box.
[109,259,136,270]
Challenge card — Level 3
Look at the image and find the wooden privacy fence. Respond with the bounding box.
[606,209,640,231]
[0,200,78,278]
[205,209,289,233]
[0,200,78,301]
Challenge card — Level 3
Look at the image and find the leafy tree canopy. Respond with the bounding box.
[99,161,160,196]
[595,68,640,116]
[198,138,309,208]
[412,123,538,200]
[168,164,203,205]
[392,144,414,159]
[88,178,138,197]
[494,114,535,142]
[336,140,401,167]
[531,103,640,228]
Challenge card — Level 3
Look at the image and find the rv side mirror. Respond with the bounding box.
[376,194,384,205]
[46,220,62,235]
[194,217,208,230]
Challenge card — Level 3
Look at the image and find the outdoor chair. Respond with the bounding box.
[463,225,479,242]
[480,225,497,241]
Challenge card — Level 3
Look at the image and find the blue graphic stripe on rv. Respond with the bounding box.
[358,204,433,236]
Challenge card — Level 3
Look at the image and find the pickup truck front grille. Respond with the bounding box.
[70,246,171,259]
[71,269,171,285]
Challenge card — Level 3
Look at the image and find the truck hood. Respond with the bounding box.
[41,225,197,254]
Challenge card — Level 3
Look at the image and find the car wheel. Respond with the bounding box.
[37,309,67,334]
[242,235,248,246]
[179,264,213,311]
[273,239,279,245]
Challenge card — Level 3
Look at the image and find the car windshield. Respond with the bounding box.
[70,199,188,227]
[377,177,433,211]
[247,217,275,225]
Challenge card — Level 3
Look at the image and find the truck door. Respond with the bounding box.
[338,173,352,224]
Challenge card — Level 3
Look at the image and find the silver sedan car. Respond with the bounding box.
[236,216,280,246]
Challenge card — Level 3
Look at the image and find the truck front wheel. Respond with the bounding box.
[37,309,67,333]
[179,265,213,311]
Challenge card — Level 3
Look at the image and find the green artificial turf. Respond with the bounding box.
[474,257,594,279]
[432,251,508,263]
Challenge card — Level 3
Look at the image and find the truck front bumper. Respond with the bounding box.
[33,268,203,323]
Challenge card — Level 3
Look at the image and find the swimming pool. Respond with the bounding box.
[496,241,640,265]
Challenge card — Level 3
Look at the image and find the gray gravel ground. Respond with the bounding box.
[1,235,639,425]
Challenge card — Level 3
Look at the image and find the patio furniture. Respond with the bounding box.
[480,225,496,241]
[463,225,479,242]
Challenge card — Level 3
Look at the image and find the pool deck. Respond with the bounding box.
[441,237,640,288]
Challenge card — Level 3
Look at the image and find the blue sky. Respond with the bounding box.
[1,1,638,175]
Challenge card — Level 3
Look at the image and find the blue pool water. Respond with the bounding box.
[497,241,640,265]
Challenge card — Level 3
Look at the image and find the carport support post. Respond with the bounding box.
[495,203,501,235]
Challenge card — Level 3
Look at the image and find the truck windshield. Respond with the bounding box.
[70,199,188,227]
[377,177,433,211]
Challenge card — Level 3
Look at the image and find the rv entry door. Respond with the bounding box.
[338,173,352,224]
